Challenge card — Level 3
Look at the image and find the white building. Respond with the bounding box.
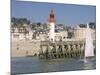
[55,30,68,41]
[11,25,33,41]
[74,25,96,41]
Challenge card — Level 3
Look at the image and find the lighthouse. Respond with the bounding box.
[48,10,56,42]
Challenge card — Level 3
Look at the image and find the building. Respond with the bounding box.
[55,30,68,41]
[33,29,48,41]
[74,25,96,41]
[11,24,33,41]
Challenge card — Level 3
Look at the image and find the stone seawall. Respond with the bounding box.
[11,40,96,57]
[11,40,40,57]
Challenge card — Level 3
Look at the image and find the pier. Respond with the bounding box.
[39,40,96,59]
[39,40,85,59]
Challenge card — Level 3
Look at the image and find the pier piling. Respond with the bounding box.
[39,41,86,59]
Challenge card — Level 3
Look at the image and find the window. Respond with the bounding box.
[13,34,19,38]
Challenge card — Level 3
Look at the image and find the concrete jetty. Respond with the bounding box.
[39,40,95,59]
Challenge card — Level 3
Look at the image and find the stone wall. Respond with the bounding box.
[11,40,40,57]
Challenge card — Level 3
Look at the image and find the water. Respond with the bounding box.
[11,56,96,74]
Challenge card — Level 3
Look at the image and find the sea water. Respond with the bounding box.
[11,56,96,74]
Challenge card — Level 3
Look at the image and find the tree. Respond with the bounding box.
[11,17,31,28]
[79,24,87,28]
[37,22,41,27]
[89,22,96,29]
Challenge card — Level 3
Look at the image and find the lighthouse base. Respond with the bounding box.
[49,22,55,42]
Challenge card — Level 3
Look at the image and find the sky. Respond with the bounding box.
[11,0,96,26]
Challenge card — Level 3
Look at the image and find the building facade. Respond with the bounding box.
[74,25,96,41]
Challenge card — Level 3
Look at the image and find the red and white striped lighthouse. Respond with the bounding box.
[48,10,56,42]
